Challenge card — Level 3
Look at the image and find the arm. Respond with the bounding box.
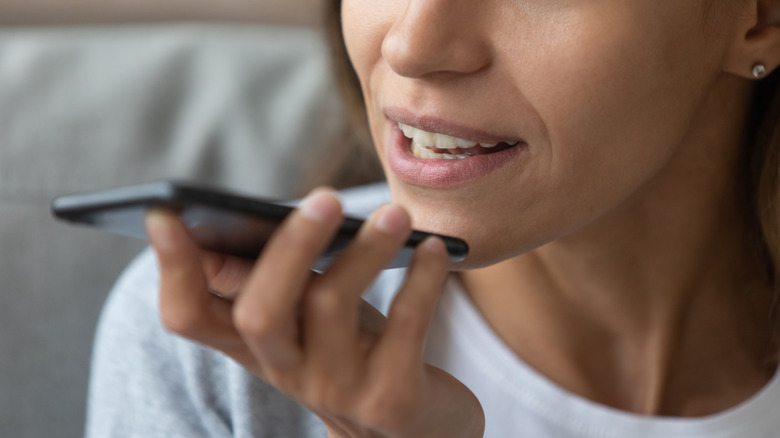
[85,250,231,437]
[0,0,323,26]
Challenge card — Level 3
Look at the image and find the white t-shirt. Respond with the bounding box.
[424,277,780,438]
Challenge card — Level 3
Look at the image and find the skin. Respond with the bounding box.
[146,0,780,436]
[345,0,780,415]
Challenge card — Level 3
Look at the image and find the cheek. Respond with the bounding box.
[343,1,724,268]
[501,4,717,223]
[389,182,570,269]
[341,0,395,95]
[341,1,371,83]
[341,0,396,157]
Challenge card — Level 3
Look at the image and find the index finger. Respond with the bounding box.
[231,189,343,366]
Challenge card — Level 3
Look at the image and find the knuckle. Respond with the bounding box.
[233,305,277,338]
[306,288,345,321]
[159,302,205,338]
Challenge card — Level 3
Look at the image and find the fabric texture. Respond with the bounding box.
[87,185,780,438]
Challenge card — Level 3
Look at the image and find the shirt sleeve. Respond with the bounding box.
[85,249,327,438]
[85,249,236,437]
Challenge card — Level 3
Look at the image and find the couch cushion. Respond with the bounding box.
[0,24,341,437]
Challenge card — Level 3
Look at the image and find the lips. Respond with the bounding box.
[386,121,527,187]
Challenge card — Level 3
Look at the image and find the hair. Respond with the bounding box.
[313,0,780,351]
[299,0,382,192]
[754,72,780,329]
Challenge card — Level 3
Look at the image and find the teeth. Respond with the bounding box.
[399,122,514,154]
[412,129,434,147]
[399,123,415,138]
[411,141,470,159]
[434,133,458,149]
[456,137,478,148]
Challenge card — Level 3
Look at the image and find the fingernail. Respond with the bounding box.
[374,204,410,234]
[420,236,447,255]
[146,210,178,252]
[298,188,340,223]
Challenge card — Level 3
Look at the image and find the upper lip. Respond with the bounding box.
[384,106,521,144]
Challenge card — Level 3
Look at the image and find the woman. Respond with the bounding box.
[87,0,780,436]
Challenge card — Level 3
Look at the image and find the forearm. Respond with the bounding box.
[0,0,323,26]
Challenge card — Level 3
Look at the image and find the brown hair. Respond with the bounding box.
[755,72,780,299]
[314,1,780,299]
[300,0,383,192]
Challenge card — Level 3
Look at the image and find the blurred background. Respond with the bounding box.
[0,1,348,436]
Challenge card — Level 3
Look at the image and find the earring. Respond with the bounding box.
[752,63,767,79]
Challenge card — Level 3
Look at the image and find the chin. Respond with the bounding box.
[448,254,504,271]
[386,179,547,270]
[407,211,528,271]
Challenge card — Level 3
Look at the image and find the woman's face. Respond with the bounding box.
[342,0,741,268]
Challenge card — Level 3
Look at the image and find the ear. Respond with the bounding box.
[723,0,780,79]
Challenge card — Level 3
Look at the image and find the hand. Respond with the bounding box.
[145,188,485,438]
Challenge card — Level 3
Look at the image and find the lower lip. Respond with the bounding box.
[386,123,526,187]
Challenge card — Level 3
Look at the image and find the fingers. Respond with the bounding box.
[303,204,412,376]
[200,251,255,300]
[319,204,412,291]
[232,188,343,373]
[147,189,462,434]
[146,210,240,348]
[371,237,450,379]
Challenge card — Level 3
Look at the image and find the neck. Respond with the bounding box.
[459,75,776,416]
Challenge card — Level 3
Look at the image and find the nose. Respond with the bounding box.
[381,0,492,79]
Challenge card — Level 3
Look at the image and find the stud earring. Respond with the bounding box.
[752,63,767,79]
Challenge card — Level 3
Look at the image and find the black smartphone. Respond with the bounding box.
[51,181,468,270]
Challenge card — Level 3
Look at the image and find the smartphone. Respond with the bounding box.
[51,181,468,270]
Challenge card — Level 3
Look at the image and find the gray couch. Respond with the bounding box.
[0,24,342,437]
